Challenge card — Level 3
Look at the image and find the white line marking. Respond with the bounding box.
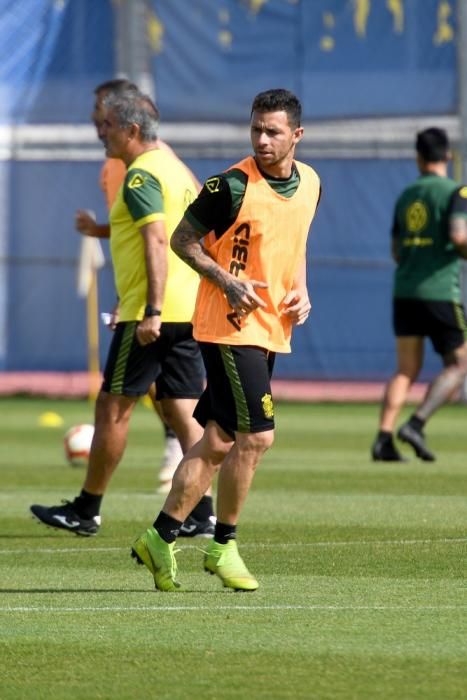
[0,547,123,555]
[1,538,466,556]
[0,604,466,613]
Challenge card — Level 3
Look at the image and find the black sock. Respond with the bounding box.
[214,522,237,545]
[189,495,214,522]
[164,423,177,439]
[73,490,103,519]
[153,511,183,543]
[409,414,425,432]
[377,430,392,441]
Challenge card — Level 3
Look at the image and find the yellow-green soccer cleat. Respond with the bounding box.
[131,527,181,592]
[204,539,259,591]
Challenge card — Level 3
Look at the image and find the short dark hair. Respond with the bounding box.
[94,79,138,96]
[251,88,302,128]
[415,127,450,163]
[103,90,159,142]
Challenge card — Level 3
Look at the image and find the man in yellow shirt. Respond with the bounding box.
[31,88,214,537]
[75,79,198,495]
[132,88,321,592]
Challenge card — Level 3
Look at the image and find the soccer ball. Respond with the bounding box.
[64,424,94,467]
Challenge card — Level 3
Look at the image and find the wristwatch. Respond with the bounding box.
[144,304,162,317]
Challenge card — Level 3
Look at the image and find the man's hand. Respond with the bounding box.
[109,302,120,331]
[75,210,110,238]
[75,210,98,236]
[136,316,162,345]
[281,288,311,326]
[224,278,268,317]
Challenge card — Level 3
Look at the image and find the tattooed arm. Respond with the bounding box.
[171,216,267,315]
[171,216,229,289]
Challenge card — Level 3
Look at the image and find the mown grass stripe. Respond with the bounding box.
[2,604,467,613]
[1,537,466,555]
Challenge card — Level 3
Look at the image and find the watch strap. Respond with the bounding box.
[144,304,162,317]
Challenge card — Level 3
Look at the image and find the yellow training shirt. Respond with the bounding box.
[109,148,199,322]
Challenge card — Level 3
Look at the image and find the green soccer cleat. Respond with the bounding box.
[203,539,259,591]
[131,527,181,592]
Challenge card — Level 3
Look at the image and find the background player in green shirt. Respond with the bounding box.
[372,127,467,462]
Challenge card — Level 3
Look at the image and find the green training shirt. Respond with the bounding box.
[392,174,467,302]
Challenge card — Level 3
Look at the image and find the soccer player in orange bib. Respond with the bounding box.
[132,89,322,592]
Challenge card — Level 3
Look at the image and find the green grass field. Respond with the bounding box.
[1,396,467,699]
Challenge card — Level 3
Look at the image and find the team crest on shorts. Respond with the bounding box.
[261,393,274,419]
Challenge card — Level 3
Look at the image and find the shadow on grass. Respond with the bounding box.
[0,587,228,594]
[0,588,151,594]
[0,534,78,539]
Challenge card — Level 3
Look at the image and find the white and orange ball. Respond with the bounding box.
[64,424,94,467]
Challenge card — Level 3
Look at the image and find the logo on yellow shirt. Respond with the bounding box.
[128,173,146,189]
[261,393,274,419]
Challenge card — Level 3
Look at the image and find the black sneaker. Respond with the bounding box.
[397,423,435,461]
[30,501,101,536]
[371,435,407,462]
[178,515,216,538]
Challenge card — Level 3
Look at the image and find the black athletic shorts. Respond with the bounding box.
[393,298,467,355]
[193,342,276,438]
[102,321,204,398]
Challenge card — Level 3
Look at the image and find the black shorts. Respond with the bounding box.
[193,342,276,438]
[393,298,467,355]
[102,322,204,398]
